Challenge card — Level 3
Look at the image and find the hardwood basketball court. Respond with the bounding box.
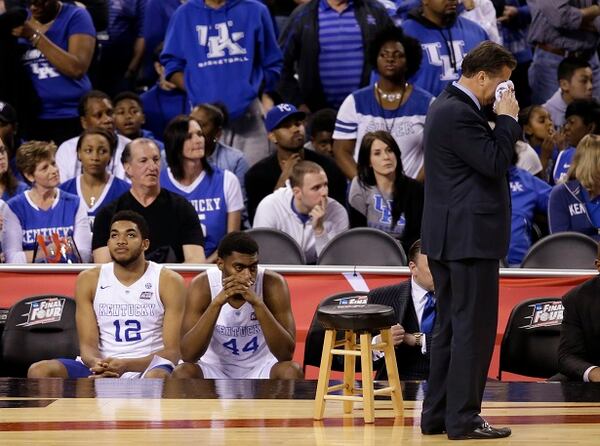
[1,379,599,444]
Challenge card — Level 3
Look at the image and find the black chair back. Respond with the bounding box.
[245,228,306,264]
[520,232,598,269]
[317,228,407,266]
[498,297,563,380]
[0,295,79,377]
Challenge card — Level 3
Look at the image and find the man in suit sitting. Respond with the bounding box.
[369,239,435,381]
[558,242,600,381]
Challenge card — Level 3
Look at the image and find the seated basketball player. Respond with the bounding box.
[172,231,303,379]
[27,210,186,378]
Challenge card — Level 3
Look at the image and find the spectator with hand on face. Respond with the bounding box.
[253,160,348,264]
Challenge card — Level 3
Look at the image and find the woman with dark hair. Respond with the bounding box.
[348,130,424,252]
[0,135,28,202]
[59,128,130,230]
[161,115,244,262]
[190,102,249,198]
[333,26,434,181]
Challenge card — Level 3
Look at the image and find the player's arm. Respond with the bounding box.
[76,267,104,368]
[180,273,222,362]
[251,271,296,361]
[154,268,186,364]
[332,139,357,180]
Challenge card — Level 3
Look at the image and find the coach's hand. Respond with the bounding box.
[496,88,519,120]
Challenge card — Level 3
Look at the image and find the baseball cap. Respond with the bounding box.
[265,103,306,132]
[0,102,17,124]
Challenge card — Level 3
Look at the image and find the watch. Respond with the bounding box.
[413,332,424,347]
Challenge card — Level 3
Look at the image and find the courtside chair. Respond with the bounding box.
[498,297,563,380]
[317,228,407,266]
[0,295,78,377]
[520,232,598,269]
[313,300,404,423]
[245,228,306,265]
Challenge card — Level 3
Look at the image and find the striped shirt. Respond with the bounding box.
[318,0,364,109]
[333,84,434,179]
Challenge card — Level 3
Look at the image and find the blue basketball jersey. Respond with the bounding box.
[60,174,130,230]
[160,168,228,256]
[6,189,82,251]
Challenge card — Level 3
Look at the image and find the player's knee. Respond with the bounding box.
[144,367,171,379]
[171,362,204,379]
[270,361,304,379]
[27,360,68,378]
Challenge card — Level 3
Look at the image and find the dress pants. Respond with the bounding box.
[421,257,499,437]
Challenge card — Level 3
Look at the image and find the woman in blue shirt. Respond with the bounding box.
[548,134,600,241]
[11,0,96,145]
[59,128,131,232]
[1,140,91,263]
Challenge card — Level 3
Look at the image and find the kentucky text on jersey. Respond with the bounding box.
[215,323,262,337]
[189,198,222,213]
[98,304,157,317]
[23,226,73,245]
[569,203,587,216]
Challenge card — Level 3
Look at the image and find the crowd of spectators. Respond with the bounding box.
[1,0,600,267]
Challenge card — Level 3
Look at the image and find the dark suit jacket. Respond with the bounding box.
[368,280,431,380]
[558,276,600,380]
[421,83,521,261]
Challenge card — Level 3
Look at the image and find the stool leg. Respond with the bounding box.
[380,328,404,415]
[359,332,375,423]
[343,330,356,414]
[314,329,336,420]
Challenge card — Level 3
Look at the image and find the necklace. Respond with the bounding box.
[374,82,408,134]
[375,82,408,103]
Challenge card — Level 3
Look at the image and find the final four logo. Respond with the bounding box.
[17,297,66,327]
[520,300,564,329]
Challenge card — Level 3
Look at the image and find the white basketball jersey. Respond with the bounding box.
[93,261,165,359]
[200,266,277,369]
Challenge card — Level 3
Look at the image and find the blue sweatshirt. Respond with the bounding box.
[508,166,551,266]
[161,0,282,119]
[548,179,600,241]
[402,9,488,97]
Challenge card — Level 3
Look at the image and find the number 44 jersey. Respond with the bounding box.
[201,267,277,369]
[94,262,165,359]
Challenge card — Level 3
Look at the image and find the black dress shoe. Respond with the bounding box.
[448,421,512,440]
[421,428,446,435]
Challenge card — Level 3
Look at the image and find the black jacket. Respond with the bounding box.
[421,83,521,261]
[368,280,431,381]
[558,276,600,381]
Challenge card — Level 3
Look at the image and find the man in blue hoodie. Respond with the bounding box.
[402,0,488,97]
[160,0,283,166]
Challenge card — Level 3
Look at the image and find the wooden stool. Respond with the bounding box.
[313,303,404,423]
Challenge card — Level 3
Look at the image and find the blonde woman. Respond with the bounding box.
[1,141,91,263]
[548,134,600,240]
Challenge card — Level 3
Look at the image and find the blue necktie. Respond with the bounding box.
[421,291,437,334]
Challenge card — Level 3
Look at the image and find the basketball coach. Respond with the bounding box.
[420,41,520,440]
